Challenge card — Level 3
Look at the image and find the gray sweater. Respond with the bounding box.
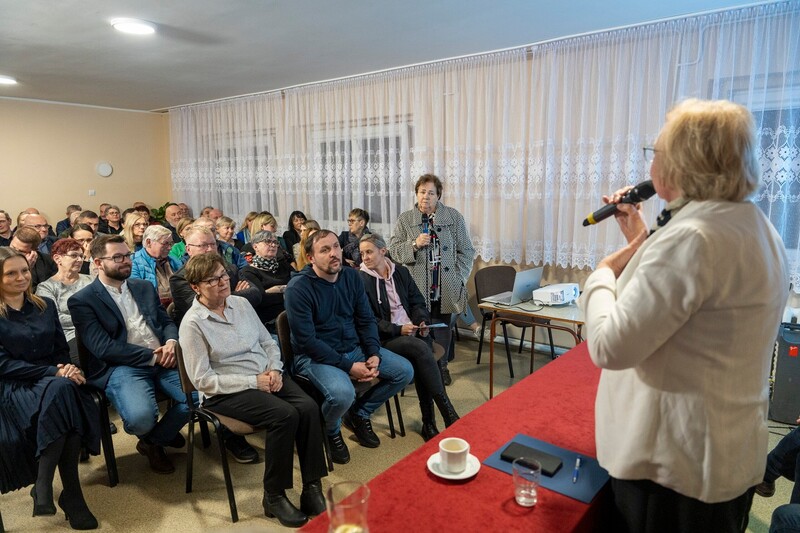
[35,274,93,341]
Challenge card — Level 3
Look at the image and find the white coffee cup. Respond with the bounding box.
[439,437,470,474]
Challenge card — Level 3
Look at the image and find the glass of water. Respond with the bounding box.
[512,457,541,507]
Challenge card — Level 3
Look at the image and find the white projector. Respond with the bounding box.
[532,283,580,305]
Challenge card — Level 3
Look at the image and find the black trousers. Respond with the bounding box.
[383,335,444,405]
[430,301,455,364]
[610,478,754,533]
[203,376,327,492]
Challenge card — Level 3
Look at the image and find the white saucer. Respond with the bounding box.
[427,452,481,480]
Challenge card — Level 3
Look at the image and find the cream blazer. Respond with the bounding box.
[581,199,788,503]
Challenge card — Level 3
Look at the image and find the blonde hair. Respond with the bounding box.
[122,212,147,252]
[658,98,760,202]
[250,213,278,234]
[0,248,46,318]
[295,220,321,270]
[240,211,258,233]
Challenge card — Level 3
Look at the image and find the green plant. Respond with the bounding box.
[150,201,173,223]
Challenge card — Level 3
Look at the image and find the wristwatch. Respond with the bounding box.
[411,240,419,252]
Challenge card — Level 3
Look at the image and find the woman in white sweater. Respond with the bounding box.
[580,99,789,532]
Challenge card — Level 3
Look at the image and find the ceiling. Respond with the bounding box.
[0,0,759,112]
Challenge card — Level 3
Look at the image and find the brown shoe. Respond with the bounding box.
[136,440,175,474]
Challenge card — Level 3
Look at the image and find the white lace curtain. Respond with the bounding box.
[170,1,800,287]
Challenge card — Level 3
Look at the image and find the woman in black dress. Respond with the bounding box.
[0,247,100,530]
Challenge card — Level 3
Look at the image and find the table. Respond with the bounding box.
[302,343,609,533]
[478,300,585,398]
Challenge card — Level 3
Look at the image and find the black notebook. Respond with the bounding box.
[500,441,564,477]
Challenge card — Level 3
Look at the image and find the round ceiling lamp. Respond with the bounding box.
[0,75,18,85]
[110,18,156,35]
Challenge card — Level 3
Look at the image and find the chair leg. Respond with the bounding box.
[321,414,334,472]
[0,509,4,533]
[95,393,118,488]
[529,325,536,375]
[476,316,488,364]
[394,394,405,437]
[501,322,515,378]
[518,326,527,353]
[212,418,238,523]
[547,326,556,360]
[186,417,195,494]
[199,419,211,448]
[385,400,396,439]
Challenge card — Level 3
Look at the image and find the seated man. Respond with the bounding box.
[285,230,414,464]
[9,227,57,290]
[131,225,182,306]
[162,203,183,244]
[56,204,83,235]
[68,234,193,474]
[75,210,101,234]
[25,213,56,255]
[757,416,800,503]
[0,209,14,246]
[179,217,247,269]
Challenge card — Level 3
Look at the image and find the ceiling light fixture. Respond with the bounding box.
[0,75,18,85]
[110,18,156,35]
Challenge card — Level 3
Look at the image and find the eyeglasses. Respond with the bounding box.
[642,146,661,164]
[133,223,149,228]
[200,273,230,286]
[29,224,50,230]
[156,239,173,246]
[187,242,216,250]
[64,252,84,260]
[258,240,279,247]
[98,253,132,263]
[74,238,93,244]
[347,219,362,224]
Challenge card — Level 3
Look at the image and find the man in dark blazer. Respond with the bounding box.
[68,234,193,475]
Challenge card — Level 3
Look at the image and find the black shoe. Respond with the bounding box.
[441,367,452,386]
[136,440,175,474]
[421,421,439,442]
[58,492,98,530]
[328,432,351,464]
[755,479,776,497]
[419,400,440,442]
[300,480,326,517]
[342,411,380,448]
[167,432,186,448]
[108,422,117,435]
[79,446,90,463]
[263,491,308,528]
[432,393,460,427]
[225,434,260,464]
[31,485,56,516]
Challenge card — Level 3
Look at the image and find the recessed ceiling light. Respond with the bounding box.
[0,75,18,85]
[111,18,156,35]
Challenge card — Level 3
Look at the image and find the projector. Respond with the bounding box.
[532,283,580,305]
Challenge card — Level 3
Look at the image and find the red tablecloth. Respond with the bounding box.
[303,342,610,533]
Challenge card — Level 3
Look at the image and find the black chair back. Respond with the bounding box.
[474,265,517,302]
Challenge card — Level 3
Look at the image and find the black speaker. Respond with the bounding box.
[770,323,800,424]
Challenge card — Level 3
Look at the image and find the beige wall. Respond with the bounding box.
[0,98,170,225]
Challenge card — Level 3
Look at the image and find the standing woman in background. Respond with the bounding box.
[0,248,100,530]
[580,99,788,533]
[389,174,475,386]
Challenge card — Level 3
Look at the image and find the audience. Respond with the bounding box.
[168,217,195,262]
[25,213,56,254]
[283,210,306,263]
[284,229,413,464]
[216,216,243,251]
[68,235,193,475]
[0,247,100,530]
[98,205,123,235]
[35,238,93,362]
[161,203,182,243]
[64,223,96,275]
[10,226,57,290]
[131,225,181,307]
[294,219,320,271]
[236,211,258,245]
[757,417,800,502]
[179,253,327,527]
[0,209,12,246]
[339,208,371,267]
[122,212,148,252]
[98,203,111,222]
[241,230,292,328]
[75,210,101,234]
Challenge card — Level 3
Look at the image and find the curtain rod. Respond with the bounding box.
[155,0,779,114]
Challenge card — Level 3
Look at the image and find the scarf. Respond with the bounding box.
[252,254,279,273]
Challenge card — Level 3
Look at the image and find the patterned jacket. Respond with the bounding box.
[389,202,475,314]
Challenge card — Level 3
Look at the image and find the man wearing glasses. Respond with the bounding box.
[25,213,56,254]
[68,234,193,475]
[131,225,182,307]
[169,226,264,464]
[9,226,57,290]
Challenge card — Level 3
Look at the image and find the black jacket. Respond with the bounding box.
[358,263,430,341]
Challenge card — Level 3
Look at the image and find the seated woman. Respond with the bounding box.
[122,212,147,253]
[339,208,371,268]
[282,211,306,264]
[241,213,288,258]
[169,217,195,263]
[294,220,320,271]
[358,234,459,441]
[179,253,327,528]
[235,211,258,246]
[35,239,93,363]
[98,205,123,235]
[216,216,244,251]
[0,247,100,530]
[64,223,96,276]
[241,230,292,327]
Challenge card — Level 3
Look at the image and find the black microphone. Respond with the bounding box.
[421,213,429,234]
[582,180,656,226]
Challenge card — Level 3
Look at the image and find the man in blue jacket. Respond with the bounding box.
[69,234,193,475]
[285,230,413,464]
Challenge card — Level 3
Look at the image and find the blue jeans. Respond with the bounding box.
[105,365,196,447]
[772,504,800,533]
[293,346,413,436]
[765,426,800,504]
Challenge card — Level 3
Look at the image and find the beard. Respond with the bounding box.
[321,258,341,275]
[104,265,131,281]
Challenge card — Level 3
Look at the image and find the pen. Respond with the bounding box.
[572,456,582,483]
